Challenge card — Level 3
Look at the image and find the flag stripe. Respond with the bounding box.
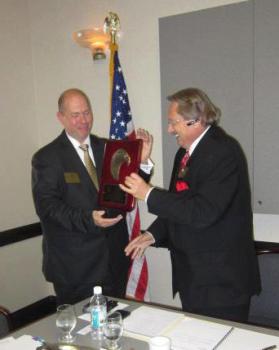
[135,258,149,300]
[109,43,149,301]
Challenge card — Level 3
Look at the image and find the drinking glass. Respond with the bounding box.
[103,311,123,350]
[56,304,77,343]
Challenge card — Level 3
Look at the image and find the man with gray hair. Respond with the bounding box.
[121,87,261,322]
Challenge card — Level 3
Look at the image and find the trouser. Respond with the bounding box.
[53,272,127,306]
[180,293,250,323]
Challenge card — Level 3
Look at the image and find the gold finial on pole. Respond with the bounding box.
[104,12,121,44]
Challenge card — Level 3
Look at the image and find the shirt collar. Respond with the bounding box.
[66,132,91,150]
[188,125,211,155]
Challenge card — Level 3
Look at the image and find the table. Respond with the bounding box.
[10,298,279,350]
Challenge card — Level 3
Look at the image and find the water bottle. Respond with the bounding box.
[89,286,107,339]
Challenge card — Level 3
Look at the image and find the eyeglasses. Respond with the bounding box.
[167,118,198,127]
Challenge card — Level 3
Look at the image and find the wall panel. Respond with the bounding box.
[159,2,254,190]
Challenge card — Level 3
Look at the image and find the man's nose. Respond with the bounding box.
[79,113,87,123]
[167,123,174,134]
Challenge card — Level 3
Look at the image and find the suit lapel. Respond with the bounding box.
[58,131,99,196]
[90,134,105,181]
[188,126,219,165]
[170,148,186,190]
[170,127,219,190]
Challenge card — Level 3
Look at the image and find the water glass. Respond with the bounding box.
[56,304,77,343]
[103,311,123,350]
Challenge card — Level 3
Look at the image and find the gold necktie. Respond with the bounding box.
[79,144,99,190]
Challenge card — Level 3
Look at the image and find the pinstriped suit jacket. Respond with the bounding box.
[32,130,130,290]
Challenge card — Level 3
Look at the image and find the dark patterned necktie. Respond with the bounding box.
[176,150,190,192]
[79,144,99,190]
[178,150,190,178]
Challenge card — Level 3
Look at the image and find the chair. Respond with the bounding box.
[248,246,279,329]
[0,305,12,338]
[10,295,56,331]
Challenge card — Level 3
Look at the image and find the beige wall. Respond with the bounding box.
[0,0,38,231]
[2,0,278,311]
[0,236,52,311]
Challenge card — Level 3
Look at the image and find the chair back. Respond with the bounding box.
[249,247,279,329]
[0,305,11,338]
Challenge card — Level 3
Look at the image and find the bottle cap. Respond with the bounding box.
[93,286,102,295]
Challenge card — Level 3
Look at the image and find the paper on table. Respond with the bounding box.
[77,324,92,336]
[164,317,233,350]
[218,327,279,350]
[0,337,15,349]
[0,337,15,344]
[0,335,42,350]
[123,306,184,338]
[122,306,234,349]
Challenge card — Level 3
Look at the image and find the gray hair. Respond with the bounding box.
[167,88,221,126]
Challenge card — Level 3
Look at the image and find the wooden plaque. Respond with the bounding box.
[98,139,143,211]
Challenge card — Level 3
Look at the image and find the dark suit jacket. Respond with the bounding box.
[32,131,130,291]
[147,126,261,309]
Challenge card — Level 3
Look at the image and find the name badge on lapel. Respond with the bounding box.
[64,172,81,184]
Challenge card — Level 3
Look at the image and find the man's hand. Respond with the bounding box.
[92,210,123,228]
[119,173,151,200]
[125,232,155,259]
[136,128,153,164]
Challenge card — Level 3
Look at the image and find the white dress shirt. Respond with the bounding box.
[145,125,211,202]
[66,133,96,166]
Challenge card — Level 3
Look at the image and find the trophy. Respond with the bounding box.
[98,139,143,211]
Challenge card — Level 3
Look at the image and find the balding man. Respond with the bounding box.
[32,88,153,304]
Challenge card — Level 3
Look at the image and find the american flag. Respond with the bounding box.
[109,43,149,301]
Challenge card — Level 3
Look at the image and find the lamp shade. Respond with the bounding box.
[73,28,110,60]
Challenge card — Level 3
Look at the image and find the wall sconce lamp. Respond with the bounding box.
[72,28,110,60]
[73,13,121,61]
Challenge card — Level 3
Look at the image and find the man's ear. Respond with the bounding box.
[57,111,64,125]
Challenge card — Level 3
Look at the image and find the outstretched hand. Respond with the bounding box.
[119,172,151,201]
[136,128,153,164]
[92,210,123,228]
[125,232,155,259]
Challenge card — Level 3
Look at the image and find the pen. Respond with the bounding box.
[213,326,234,349]
[261,346,277,350]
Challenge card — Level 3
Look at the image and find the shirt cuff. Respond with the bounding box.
[145,187,155,203]
[145,231,156,244]
[140,158,154,174]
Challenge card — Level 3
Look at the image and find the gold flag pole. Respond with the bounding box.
[104,12,121,45]
[105,12,121,115]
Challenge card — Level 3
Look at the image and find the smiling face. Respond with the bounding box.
[57,91,93,143]
[167,101,205,149]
